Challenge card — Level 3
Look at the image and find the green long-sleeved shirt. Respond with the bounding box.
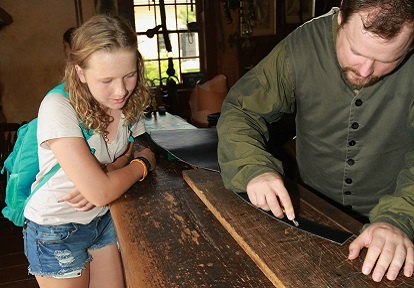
[217,8,414,239]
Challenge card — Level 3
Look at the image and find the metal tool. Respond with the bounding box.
[282,209,299,227]
[237,193,353,245]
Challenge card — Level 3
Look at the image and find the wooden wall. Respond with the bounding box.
[0,0,339,123]
[0,0,95,124]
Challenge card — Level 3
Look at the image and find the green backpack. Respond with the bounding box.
[1,83,93,227]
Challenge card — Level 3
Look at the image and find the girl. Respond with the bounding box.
[23,14,156,288]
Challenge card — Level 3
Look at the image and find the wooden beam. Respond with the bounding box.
[183,168,412,287]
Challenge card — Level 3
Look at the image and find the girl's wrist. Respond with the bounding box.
[130,157,150,181]
[133,156,151,171]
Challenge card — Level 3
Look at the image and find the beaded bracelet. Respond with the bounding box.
[134,156,151,172]
[130,158,148,181]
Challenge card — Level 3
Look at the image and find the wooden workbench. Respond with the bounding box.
[110,153,414,287]
[110,157,273,287]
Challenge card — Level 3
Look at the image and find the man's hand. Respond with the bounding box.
[348,222,414,282]
[58,188,95,211]
[246,172,295,221]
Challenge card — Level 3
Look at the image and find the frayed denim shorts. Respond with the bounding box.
[23,211,117,278]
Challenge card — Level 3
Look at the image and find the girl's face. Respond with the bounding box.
[75,49,138,110]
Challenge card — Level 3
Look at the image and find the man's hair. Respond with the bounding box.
[340,0,414,39]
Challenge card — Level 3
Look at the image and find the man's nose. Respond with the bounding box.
[357,58,375,78]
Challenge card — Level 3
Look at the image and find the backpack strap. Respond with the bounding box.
[31,164,61,195]
[127,123,134,142]
[37,84,135,190]
[20,163,61,219]
[46,83,95,141]
[30,84,96,196]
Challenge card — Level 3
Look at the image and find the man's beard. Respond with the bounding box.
[342,67,382,90]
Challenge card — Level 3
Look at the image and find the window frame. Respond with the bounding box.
[133,0,206,87]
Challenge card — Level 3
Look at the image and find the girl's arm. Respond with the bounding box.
[104,142,134,172]
[49,136,151,206]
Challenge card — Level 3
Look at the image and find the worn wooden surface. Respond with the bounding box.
[183,169,414,288]
[0,218,38,288]
[110,156,274,287]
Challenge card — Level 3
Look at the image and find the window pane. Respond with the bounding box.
[157,33,178,60]
[144,60,161,84]
[157,35,168,58]
[134,0,150,4]
[160,59,181,82]
[138,35,158,60]
[168,33,179,59]
[134,0,201,85]
[181,58,200,73]
[164,5,177,30]
[180,32,199,58]
[176,5,196,29]
[134,6,156,32]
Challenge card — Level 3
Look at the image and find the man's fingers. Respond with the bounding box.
[348,233,369,260]
[246,172,292,219]
[248,192,258,207]
[254,192,267,207]
[266,193,283,218]
[385,244,407,281]
[348,223,414,282]
[370,243,396,282]
[275,184,294,220]
[362,237,385,278]
[404,246,414,277]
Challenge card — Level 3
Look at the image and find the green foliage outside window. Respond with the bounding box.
[142,7,198,85]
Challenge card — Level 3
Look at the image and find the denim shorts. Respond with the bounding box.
[23,211,118,278]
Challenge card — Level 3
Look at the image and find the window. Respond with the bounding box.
[133,0,201,86]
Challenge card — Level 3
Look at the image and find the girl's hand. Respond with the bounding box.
[58,188,96,211]
[133,147,156,171]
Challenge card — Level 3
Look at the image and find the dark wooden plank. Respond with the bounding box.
[0,253,28,269]
[0,279,38,288]
[183,168,414,288]
[0,219,35,286]
[0,225,24,256]
[0,264,35,284]
[110,157,274,287]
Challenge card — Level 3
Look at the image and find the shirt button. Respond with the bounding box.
[349,140,356,146]
[351,122,359,129]
[344,191,352,195]
[355,99,363,106]
[345,178,353,184]
[347,159,355,165]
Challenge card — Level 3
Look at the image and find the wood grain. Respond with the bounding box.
[0,218,37,288]
[110,157,274,287]
[183,168,414,288]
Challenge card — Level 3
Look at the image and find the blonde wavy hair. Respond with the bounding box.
[63,14,151,134]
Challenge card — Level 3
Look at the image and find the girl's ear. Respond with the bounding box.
[75,65,87,83]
